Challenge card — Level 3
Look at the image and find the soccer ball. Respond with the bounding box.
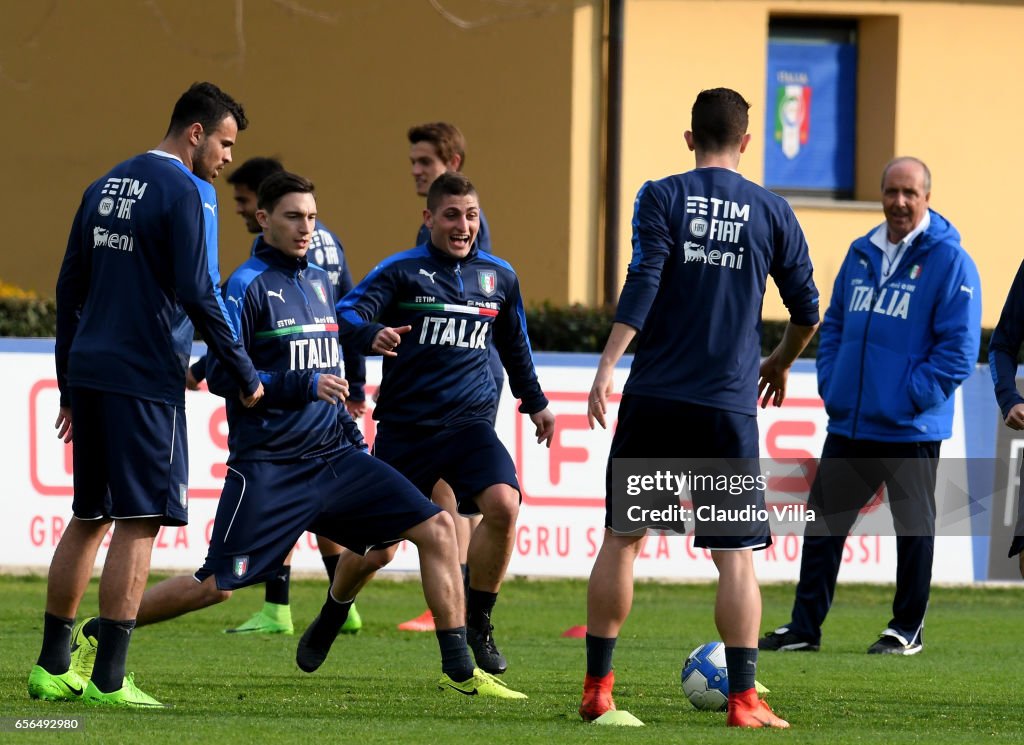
[681,641,729,711]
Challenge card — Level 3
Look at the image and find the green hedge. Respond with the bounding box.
[0,295,1001,363]
[0,297,57,338]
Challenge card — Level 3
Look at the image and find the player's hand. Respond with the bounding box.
[317,374,349,405]
[185,367,201,391]
[531,408,556,448]
[55,407,73,444]
[758,356,790,408]
[346,398,367,418]
[1004,403,1024,430]
[372,325,412,357]
[240,381,265,407]
[587,370,615,429]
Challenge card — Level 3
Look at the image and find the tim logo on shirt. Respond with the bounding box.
[683,195,749,270]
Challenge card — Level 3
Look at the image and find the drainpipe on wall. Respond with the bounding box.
[602,0,625,307]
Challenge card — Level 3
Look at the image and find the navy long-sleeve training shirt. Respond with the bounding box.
[618,167,819,415]
[55,151,258,407]
[338,242,547,427]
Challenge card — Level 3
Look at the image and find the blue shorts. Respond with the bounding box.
[70,387,188,526]
[372,420,520,516]
[604,394,769,551]
[196,448,440,590]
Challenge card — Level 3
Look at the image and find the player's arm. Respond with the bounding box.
[588,321,638,430]
[990,258,1024,425]
[186,355,207,390]
[765,207,822,407]
[758,321,819,408]
[586,181,668,428]
[337,264,396,354]
[492,274,553,446]
[493,274,549,413]
[55,200,90,411]
[205,284,344,409]
[814,261,847,402]
[170,190,261,404]
[338,404,368,451]
[910,251,981,413]
[333,253,367,407]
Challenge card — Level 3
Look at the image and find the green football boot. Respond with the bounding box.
[82,673,166,708]
[225,603,294,635]
[27,665,86,701]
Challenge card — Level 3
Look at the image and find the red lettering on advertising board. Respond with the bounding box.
[518,391,619,508]
[549,415,589,485]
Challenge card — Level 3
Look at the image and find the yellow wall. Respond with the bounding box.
[618,1,1024,326]
[4,0,1023,328]
[1,0,578,307]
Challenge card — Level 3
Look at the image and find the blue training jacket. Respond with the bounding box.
[207,238,365,463]
[337,242,548,427]
[818,209,981,442]
[418,210,504,390]
[55,151,259,407]
[617,167,819,416]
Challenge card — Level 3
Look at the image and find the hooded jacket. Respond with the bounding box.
[817,209,981,442]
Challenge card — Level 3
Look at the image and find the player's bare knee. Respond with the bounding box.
[197,577,232,606]
[475,485,518,529]
[362,552,391,572]
[413,511,456,549]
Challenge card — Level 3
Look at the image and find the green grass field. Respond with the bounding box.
[2,574,1022,743]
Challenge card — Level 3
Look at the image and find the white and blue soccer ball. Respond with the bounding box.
[681,641,729,711]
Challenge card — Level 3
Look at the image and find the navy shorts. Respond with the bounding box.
[70,387,188,526]
[372,420,520,516]
[604,394,770,550]
[196,448,440,590]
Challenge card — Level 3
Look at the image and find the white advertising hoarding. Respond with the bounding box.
[0,340,974,584]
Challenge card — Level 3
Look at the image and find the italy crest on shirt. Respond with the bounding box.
[478,270,497,296]
[310,279,327,304]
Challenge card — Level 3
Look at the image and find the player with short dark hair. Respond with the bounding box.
[30,81,263,707]
[579,87,819,728]
[189,155,367,637]
[396,122,497,633]
[309,171,555,676]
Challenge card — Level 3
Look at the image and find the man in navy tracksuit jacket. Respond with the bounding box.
[336,171,555,676]
[113,172,524,699]
[762,157,982,656]
[34,82,263,708]
[400,122,499,635]
[190,156,366,413]
[187,155,367,636]
[986,257,1024,578]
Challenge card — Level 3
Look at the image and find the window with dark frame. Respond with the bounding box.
[765,18,858,199]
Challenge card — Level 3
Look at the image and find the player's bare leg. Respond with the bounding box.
[712,549,788,728]
[399,479,473,632]
[580,530,645,720]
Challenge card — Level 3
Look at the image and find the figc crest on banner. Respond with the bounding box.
[775,82,811,160]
